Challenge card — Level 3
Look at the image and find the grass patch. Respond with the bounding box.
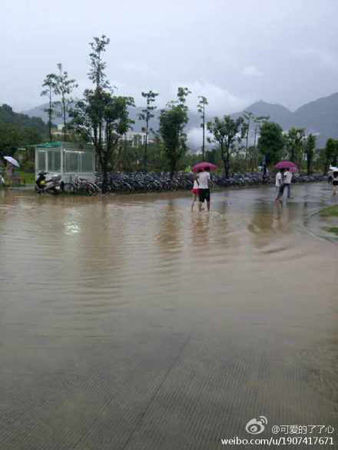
[0,171,35,187]
[320,205,338,217]
[324,226,338,235]
[17,171,35,184]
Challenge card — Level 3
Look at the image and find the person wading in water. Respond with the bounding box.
[198,167,211,212]
[275,168,286,205]
[191,171,200,211]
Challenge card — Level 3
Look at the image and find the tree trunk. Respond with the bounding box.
[144,118,148,171]
[169,158,176,179]
[48,89,52,142]
[202,114,205,160]
[222,158,227,177]
[224,147,230,178]
[62,96,66,141]
[222,157,230,178]
[97,147,108,193]
[102,169,108,193]
[101,154,109,193]
[307,153,311,175]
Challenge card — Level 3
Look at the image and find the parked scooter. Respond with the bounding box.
[35,172,63,194]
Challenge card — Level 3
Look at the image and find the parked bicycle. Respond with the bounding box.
[63,177,100,195]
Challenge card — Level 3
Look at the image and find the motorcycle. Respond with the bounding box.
[35,172,63,195]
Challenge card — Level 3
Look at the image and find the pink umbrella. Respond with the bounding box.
[193,162,218,173]
[275,161,298,172]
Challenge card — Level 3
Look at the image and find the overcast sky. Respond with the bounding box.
[2,0,338,115]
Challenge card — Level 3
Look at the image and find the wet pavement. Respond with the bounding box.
[0,183,337,449]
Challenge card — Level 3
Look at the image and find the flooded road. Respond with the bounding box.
[0,183,337,449]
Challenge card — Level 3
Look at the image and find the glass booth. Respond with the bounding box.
[35,142,95,182]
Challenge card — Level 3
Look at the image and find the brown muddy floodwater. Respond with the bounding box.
[0,183,337,449]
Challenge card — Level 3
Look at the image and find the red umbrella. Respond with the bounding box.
[193,162,218,173]
[275,161,298,173]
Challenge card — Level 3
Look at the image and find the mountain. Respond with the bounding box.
[0,104,48,135]
[22,103,201,133]
[0,104,48,155]
[241,93,338,146]
[293,92,338,143]
[240,101,293,129]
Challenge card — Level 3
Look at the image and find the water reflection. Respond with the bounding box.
[156,200,182,253]
[0,185,337,448]
[190,212,210,250]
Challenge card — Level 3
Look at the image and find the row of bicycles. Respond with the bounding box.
[35,172,194,196]
[63,177,101,195]
[96,172,194,193]
[35,172,101,195]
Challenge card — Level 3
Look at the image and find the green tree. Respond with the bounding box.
[207,115,244,177]
[285,127,305,165]
[304,134,316,175]
[55,63,78,140]
[0,105,46,157]
[41,73,58,141]
[258,121,285,166]
[70,35,134,192]
[88,35,111,90]
[253,115,269,148]
[324,138,338,171]
[138,90,158,171]
[197,96,208,159]
[159,87,191,178]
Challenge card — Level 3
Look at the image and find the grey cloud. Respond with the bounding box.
[1,0,338,113]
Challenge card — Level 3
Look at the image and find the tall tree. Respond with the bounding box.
[197,96,208,159]
[138,90,158,171]
[70,35,134,192]
[88,35,110,91]
[304,134,316,175]
[285,127,305,165]
[159,87,191,178]
[207,115,244,177]
[54,63,78,140]
[324,138,338,171]
[253,115,269,148]
[258,121,285,166]
[41,73,58,141]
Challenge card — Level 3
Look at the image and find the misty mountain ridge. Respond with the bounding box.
[22,102,201,131]
[22,92,338,147]
[243,93,338,146]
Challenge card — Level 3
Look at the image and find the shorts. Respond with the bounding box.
[333,180,338,186]
[199,188,210,202]
[192,188,199,195]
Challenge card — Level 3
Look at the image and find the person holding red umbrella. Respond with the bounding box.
[284,168,293,198]
[192,162,217,212]
[274,161,298,201]
[198,167,212,211]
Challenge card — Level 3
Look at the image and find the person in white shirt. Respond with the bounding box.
[275,169,285,204]
[284,168,293,198]
[198,168,211,211]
